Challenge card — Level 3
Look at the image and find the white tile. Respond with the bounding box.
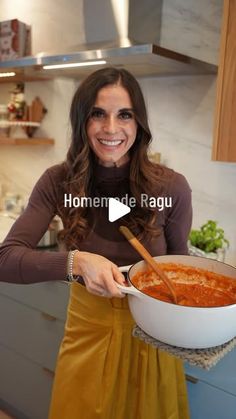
[139,74,236,265]
[160,0,223,64]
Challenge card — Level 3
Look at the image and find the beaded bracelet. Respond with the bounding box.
[66,249,80,282]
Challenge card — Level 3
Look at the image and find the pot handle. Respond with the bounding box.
[118,265,132,273]
[117,283,141,297]
[118,265,142,297]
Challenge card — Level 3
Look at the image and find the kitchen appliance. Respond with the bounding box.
[118,255,236,349]
[0,0,217,80]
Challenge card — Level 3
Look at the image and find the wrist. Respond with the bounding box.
[66,249,80,282]
[72,250,82,276]
[73,251,90,276]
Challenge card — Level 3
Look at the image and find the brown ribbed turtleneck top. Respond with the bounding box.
[0,161,192,284]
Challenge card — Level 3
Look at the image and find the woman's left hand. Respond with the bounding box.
[73,251,126,298]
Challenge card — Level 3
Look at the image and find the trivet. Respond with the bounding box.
[132,325,236,370]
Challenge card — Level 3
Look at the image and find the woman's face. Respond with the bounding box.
[86,83,137,167]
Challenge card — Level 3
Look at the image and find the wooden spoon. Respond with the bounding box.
[119,226,178,304]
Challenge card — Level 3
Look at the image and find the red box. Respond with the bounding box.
[0,19,31,61]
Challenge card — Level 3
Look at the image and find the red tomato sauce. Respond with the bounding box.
[132,263,236,307]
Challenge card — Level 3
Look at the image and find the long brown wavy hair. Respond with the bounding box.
[58,67,173,249]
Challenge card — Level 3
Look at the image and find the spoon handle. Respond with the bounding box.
[119,226,177,304]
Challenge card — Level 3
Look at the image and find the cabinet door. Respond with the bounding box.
[187,379,236,419]
[185,347,236,396]
[0,280,69,321]
[213,0,236,162]
[0,344,54,419]
[0,294,65,370]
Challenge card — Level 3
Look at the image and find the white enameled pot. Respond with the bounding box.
[119,255,236,349]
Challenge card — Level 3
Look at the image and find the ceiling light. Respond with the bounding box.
[43,60,107,70]
[0,72,16,77]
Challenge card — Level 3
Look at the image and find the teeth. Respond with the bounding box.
[98,139,123,146]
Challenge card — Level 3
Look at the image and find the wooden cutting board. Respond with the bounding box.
[28,97,46,122]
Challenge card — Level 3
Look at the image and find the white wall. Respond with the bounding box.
[160,0,223,65]
[0,0,235,265]
[139,75,236,265]
[0,0,85,53]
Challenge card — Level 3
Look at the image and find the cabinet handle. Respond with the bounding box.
[42,367,55,377]
[185,374,199,384]
[41,311,57,321]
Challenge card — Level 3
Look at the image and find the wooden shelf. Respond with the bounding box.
[0,137,54,145]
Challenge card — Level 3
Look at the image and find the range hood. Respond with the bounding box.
[0,0,217,81]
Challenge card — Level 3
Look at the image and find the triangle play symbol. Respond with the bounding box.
[108,198,131,222]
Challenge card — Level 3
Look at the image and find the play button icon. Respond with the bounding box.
[108,198,131,222]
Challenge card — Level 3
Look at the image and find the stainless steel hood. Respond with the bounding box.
[0,0,217,81]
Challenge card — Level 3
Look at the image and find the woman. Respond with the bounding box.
[0,67,192,419]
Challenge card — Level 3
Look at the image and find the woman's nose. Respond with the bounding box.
[103,116,118,134]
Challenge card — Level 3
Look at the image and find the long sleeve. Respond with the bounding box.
[0,165,68,284]
[164,172,192,255]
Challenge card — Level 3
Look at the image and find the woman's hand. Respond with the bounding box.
[73,251,126,298]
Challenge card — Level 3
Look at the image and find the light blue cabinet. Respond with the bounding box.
[185,347,236,419]
[187,379,236,419]
[0,281,69,419]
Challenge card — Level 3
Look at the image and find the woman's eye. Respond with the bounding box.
[91,110,105,119]
[119,111,133,120]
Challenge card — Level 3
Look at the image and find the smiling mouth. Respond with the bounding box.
[97,138,125,146]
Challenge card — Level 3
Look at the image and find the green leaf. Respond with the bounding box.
[189,220,229,253]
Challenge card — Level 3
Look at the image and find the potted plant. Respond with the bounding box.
[188,220,229,262]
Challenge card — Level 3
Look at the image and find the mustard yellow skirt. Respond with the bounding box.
[49,283,189,419]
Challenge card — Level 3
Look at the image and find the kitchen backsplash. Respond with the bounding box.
[139,75,236,265]
[160,0,223,65]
